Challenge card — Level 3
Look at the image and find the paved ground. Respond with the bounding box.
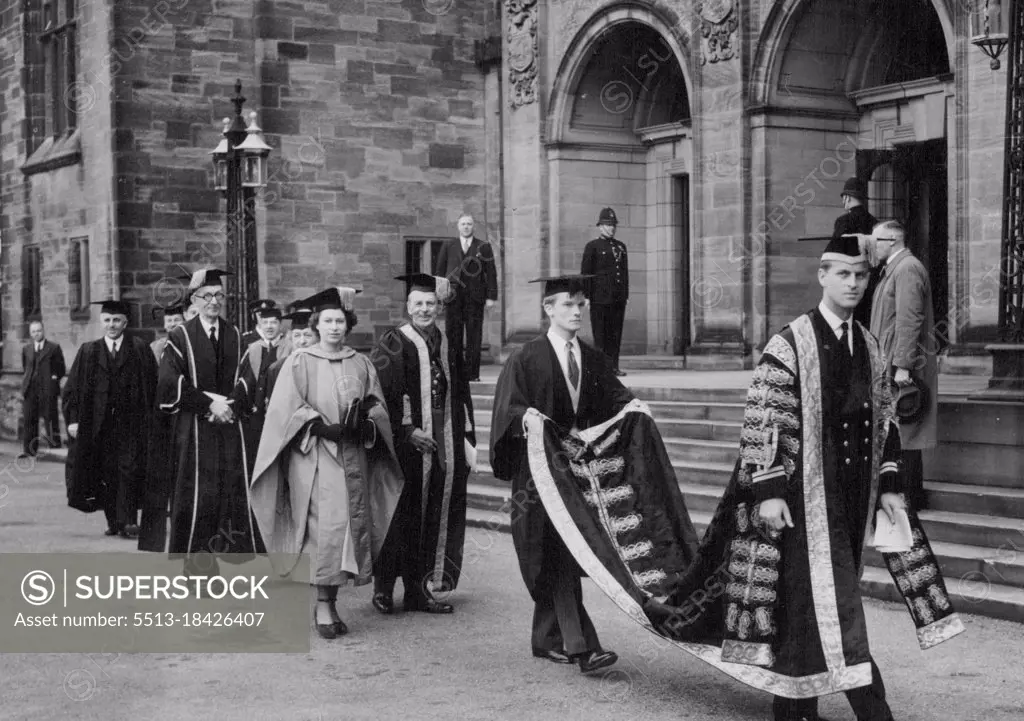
[1,448,1022,721]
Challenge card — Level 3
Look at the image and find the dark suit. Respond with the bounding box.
[434,236,498,380]
[490,335,634,655]
[581,236,629,369]
[21,339,67,454]
[831,204,878,328]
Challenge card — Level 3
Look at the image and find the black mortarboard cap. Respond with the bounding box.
[394,274,453,302]
[187,267,231,291]
[284,307,313,329]
[301,286,362,313]
[92,299,132,317]
[529,274,594,297]
[821,234,867,264]
[249,298,282,319]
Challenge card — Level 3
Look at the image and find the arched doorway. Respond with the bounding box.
[752,0,956,347]
[548,15,692,355]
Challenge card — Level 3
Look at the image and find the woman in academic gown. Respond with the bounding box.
[250,287,404,638]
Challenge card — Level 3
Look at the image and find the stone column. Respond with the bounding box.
[502,0,547,344]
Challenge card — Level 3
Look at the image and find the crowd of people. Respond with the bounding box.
[18,193,957,721]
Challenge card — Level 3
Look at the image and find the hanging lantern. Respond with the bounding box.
[237,111,272,188]
[210,117,231,191]
[971,0,1010,70]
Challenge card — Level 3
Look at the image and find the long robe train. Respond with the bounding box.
[526,402,965,700]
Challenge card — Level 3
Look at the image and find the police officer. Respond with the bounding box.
[581,207,629,376]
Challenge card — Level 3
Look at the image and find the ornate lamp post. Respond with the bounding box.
[208,80,271,331]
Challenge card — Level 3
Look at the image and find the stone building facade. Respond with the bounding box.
[505,0,1003,370]
[0,0,1010,437]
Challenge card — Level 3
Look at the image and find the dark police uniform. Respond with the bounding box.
[581,208,628,372]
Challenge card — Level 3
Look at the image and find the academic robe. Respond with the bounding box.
[250,346,404,585]
[370,323,473,594]
[489,335,634,598]
[237,337,292,472]
[62,336,157,515]
[643,309,963,699]
[146,316,257,560]
[150,337,168,362]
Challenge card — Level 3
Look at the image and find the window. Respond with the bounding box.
[404,237,446,276]
[22,247,43,322]
[40,0,78,137]
[68,236,89,317]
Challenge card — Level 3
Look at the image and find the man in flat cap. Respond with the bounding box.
[434,213,498,382]
[646,234,962,721]
[581,207,629,376]
[370,273,474,615]
[490,274,637,674]
[20,320,66,457]
[62,299,158,537]
[143,268,258,568]
[832,177,879,328]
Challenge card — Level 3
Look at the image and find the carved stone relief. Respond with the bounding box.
[507,0,539,107]
[699,0,738,65]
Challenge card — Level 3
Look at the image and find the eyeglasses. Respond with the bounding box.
[874,237,899,243]
[195,292,226,302]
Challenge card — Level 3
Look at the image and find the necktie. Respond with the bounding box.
[566,342,579,390]
[209,326,218,353]
[838,322,850,357]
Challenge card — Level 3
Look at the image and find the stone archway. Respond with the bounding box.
[547,8,694,355]
[746,0,960,350]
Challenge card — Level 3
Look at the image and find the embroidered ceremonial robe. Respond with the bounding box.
[490,335,635,598]
[250,346,404,585]
[237,337,291,473]
[644,309,964,698]
[62,336,157,515]
[370,324,473,594]
[147,316,258,560]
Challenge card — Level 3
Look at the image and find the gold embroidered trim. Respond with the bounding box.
[526,414,874,698]
[791,314,849,682]
[583,485,635,508]
[916,613,965,650]
[763,334,797,374]
[722,639,776,667]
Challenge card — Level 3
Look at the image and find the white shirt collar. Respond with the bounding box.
[460,235,473,251]
[817,302,853,352]
[199,316,220,335]
[547,328,579,353]
[35,341,43,351]
[546,329,581,411]
[886,248,906,266]
[104,336,122,353]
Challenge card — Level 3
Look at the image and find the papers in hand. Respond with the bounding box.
[464,439,478,473]
[872,508,913,553]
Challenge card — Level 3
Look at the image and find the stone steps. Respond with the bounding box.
[464,500,1024,624]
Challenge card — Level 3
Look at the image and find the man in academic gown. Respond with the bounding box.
[145,268,258,568]
[262,305,318,408]
[644,236,963,721]
[370,273,473,615]
[490,274,634,674]
[62,300,158,537]
[150,302,187,362]
[21,320,66,456]
[236,298,290,472]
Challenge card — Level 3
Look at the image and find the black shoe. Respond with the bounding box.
[614,369,627,377]
[328,604,348,636]
[313,607,337,640]
[104,526,119,536]
[17,452,34,460]
[404,597,454,614]
[575,649,618,673]
[532,647,573,664]
[119,524,140,539]
[372,592,394,615]
[469,377,481,382]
